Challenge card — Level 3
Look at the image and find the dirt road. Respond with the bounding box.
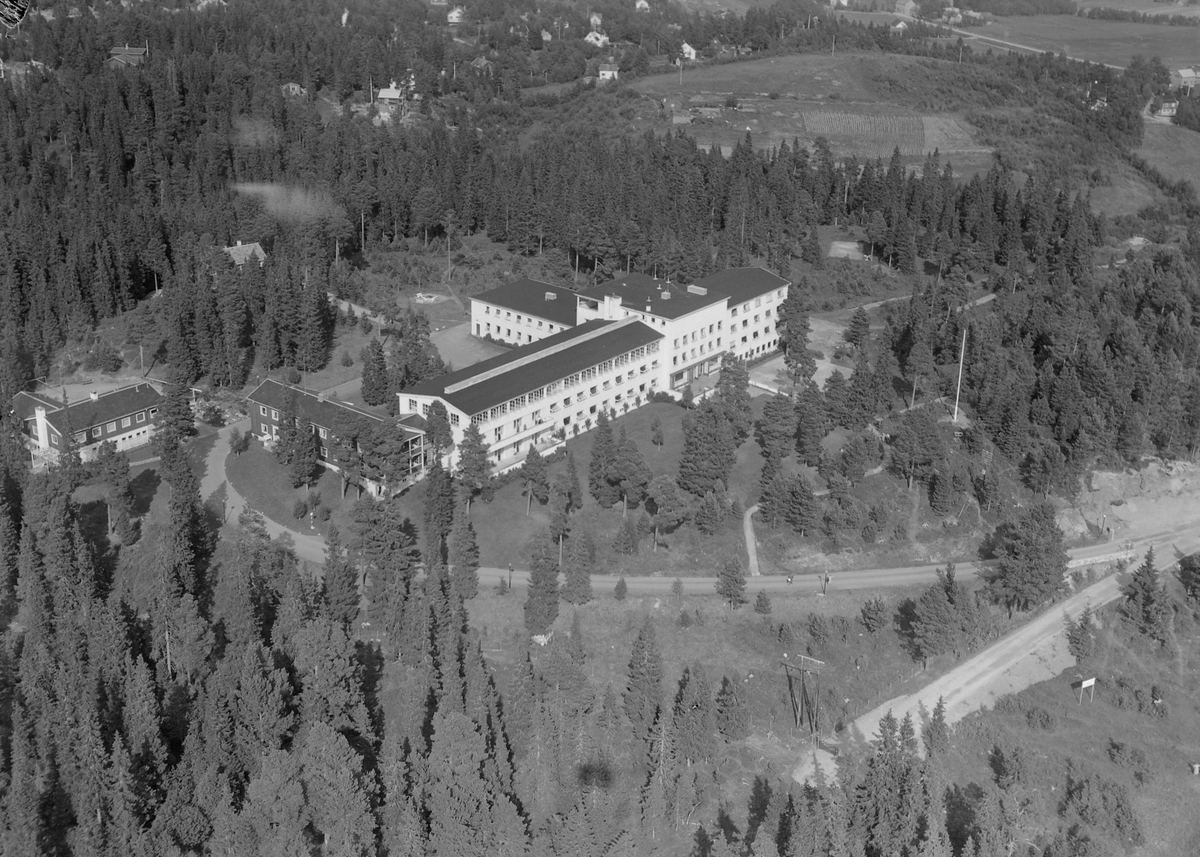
[793,518,1200,784]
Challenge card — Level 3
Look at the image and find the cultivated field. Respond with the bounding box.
[628,54,994,173]
[1075,0,1200,18]
[1137,120,1200,186]
[974,14,1200,68]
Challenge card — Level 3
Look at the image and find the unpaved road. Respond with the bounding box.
[794,514,1200,783]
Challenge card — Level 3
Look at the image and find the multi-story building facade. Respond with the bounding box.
[246,379,428,496]
[468,266,789,393]
[403,318,663,471]
[12,383,163,469]
[470,278,579,346]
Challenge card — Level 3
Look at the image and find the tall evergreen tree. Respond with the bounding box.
[448,515,480,601]
[455,422,492,514]
[625,619,663,745]
[1120,547,1171,644]
[712,352,753,444]
[519,444,550,515]
[423,458,456,564]
[361,338,389,406]
[588,410,620,507]
[678,399,736,497]
[523,531,559,636]
[716,558,747,609]
[323,526,359,628]
[613,427,652,516]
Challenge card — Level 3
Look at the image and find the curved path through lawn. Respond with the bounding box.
[199,420,327,566]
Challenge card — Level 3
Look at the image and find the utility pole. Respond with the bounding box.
[952,326,967,423]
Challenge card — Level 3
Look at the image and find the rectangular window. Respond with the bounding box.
[93,427,102,439]
[506,312,511,319]
[513,418,522,431]
[731,308,738,317]
[260,406,267,416]
[754,314,760,323]
[537,321,543,328]
[106,422,117,433]
[756,298,762,307]
[450,414,460,426]
[320,446,328,458]
[318,427,327,439]
[262,423,270,434]
[765,309,772,317]
[673,338,679,348]
[121,417,131,428]
[409,399,418,411]
[137,412,146,423]
[494,427,503,443]
[422,404,430,417]
[271,409,279,420]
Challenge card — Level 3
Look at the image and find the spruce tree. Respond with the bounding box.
[678,399,736,497]
[321,526,359,628]
[845,307,871,349]
[650,414,664,447]
[1121,547,1171,644]
[361,338,389,406]
[448,516,480,601]
[519,444,549,515]
[565,451,583,512]
[424,400,453,456]
[794,385,827,466]
[715,674,749,741]
[784,474,819,536]
[614,576,627,601]
[923,696,951,757]
[588,410,620,507]
[713,352,753,444]
[754,590,772,616]
[757,393,798,462]
[422,458,455,564]
[560,535,593,606]
[695,490,723,536]
[646,474,688,549]
[523,531,559,636]
[1177,553,1200,603]
[716,558,747,609]
[612,517,640,555]
[624,619,663,745]
[455,422,492,514]
[613,427,652,516]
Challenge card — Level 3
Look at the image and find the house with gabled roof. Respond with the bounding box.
[107,44,149,70]
[246,379,428,497]
[599,61,619,81]
[12,384,163,469]
[223,240,267,267]
[280,82,307,98]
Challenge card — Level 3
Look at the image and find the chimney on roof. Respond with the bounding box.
[89,391,99,401]
[660,290,671,300]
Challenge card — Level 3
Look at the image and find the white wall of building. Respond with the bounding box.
[471,298,571,346]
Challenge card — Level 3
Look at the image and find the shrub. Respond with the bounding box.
[992,694,1024,715]
[1107,739,1153,784]
[292,498,308,519]
[860,597,891,633]
[807,614,830,647]
[316,506,332,523]
[284,366,301,384]
[340,351,354,367]
[1024,706,1057,731]
[768,91,780,99]
[678,610,693,628]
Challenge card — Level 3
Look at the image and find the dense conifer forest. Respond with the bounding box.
[2,0,1200,854]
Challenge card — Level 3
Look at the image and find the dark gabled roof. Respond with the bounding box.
[11,390,65,423]
[582,272,717,320]
[110,45,149,57]
[404,319,662,417]
[39,384,163,436]
[470,278,579,326]
[246,379,423,438]
[223,241,267,266]
[693,266,789,304]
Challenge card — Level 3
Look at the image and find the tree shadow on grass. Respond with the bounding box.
[129,468,161,515]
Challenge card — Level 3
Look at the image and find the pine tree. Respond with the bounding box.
[588,410,620,507]
[845,307,871,349]
[523,531,559,636]
[1065,604,1098,664]
[785,474,819,536]
[646,474,689,549]
[757,393,798,462]
[565,452,583,512]
[1178,553,1200,603]
[625,619,663,745]
[754,590,772,615]
[323,526,359,627]
[671,664,715,766]
[613,427,652,516]
[716,558,747,609]
[614,576,627,601]
[695,490,723,535]
[794,385,827,466]
[361,339,389,406]
[561,533,593,605]
[448,516,480,601]
[986,503,1067,617]
[612,517,640,555]
[650,414,665,447]
[425,400,454,456]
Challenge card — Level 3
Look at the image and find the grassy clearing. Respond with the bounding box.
[981,14,1200,68]
[626,53,994,174]
[936,608,1200,856]
[1137,121,1200,189]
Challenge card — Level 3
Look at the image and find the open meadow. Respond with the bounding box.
[628,53,994,173]
[1137,120,1200,187]
[973,14,1200,69]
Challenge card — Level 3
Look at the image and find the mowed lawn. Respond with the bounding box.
[386,399,771,576]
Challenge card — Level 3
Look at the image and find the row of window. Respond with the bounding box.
[70,408,155,444]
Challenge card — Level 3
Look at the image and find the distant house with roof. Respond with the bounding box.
[890,20,908,32]
[584,30,610,48]
[246,379,428,497]
[12,384,163,469]
[599,61,619,81]
[680,42,697,61]
[471,279,580,345]
[1172,66,1199,91]
[107,44,149,70]
[447,6,466,24]
[223,240,267,268]
[1159,99,1179,117]
[469,56,494,76]
[636,0,651,11]
[280,82,307,97]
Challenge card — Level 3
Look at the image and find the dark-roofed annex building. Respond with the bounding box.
[245,379,428,497]
[12,384,162,469]
[403,317,663,472]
